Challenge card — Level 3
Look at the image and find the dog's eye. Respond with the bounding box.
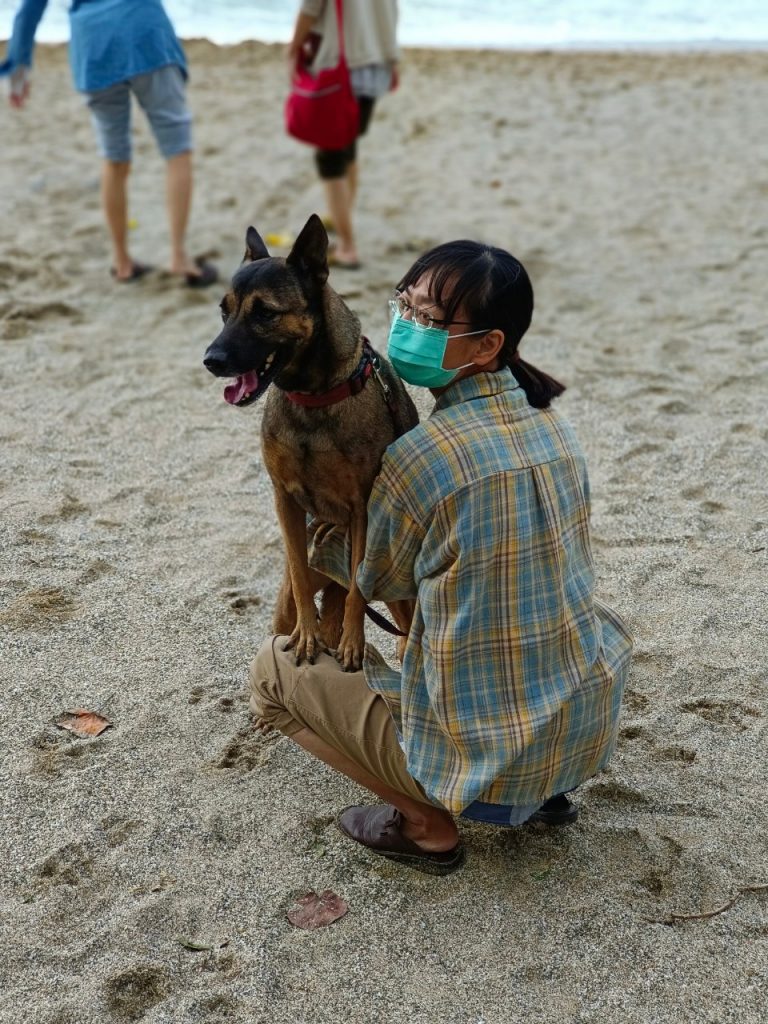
[219,301,229,323]
[249,298,280,320]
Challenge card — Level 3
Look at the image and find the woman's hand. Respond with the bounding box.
[9,66,30,108]
[287,11,318,80]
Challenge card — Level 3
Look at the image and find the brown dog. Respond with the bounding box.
[203,214,418,670]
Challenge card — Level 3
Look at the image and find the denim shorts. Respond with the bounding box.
[85,64,192,162]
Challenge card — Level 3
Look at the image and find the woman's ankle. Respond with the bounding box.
[400,808,458,852]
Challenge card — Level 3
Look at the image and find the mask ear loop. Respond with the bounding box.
[445,328,491,373]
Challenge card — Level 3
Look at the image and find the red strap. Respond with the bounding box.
[285,359,372,408]
[335,0,346,61]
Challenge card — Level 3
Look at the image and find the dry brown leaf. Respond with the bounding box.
[286,889,348,930]
[55,709,112,737]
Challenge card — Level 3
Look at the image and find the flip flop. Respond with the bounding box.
[337,804,465,875]
[185,259,219,289]
[327,247,361,271]
[110,261,153,283]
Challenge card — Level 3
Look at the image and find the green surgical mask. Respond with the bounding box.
[387,314,487,388]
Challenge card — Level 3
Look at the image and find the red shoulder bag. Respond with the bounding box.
[285,0,360,150]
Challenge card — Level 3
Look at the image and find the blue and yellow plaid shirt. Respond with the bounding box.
[310,367,632,814]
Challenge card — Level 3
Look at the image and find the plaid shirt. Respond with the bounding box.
[310,368,632,814]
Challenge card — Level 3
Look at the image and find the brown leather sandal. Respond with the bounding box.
[337,804,465,875]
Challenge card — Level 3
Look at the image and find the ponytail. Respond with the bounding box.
[505,351,566,409]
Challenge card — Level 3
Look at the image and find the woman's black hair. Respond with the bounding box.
[396,240,565,408]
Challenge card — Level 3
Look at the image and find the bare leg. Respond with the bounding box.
[101,160,133,279]
[289,725,458,852]
[347,159,358,206]
[322,175,358,265]
[165,150,201,278]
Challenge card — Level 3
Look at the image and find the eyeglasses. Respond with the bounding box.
[389,291,475,330]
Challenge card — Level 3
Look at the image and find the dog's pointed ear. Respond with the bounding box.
[244,226,270,263]
[286,214,329,285]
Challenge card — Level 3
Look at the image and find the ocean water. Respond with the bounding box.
[2,0,768,49]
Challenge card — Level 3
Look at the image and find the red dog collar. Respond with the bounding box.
[285,339,374,408]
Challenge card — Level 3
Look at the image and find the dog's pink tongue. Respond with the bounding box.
[224,371,258,405]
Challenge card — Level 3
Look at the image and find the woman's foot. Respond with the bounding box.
[327,244,361,270]
[110,260,153,283]
[170,256,219,288]
[337,804,464,875]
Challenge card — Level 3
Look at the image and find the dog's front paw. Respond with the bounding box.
[335,628,364,672]
[283,624,321,666]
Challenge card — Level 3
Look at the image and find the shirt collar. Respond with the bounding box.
[433,366,521,412]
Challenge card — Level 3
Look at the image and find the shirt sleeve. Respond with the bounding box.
[356,462,424,603]
[0,0,49,77]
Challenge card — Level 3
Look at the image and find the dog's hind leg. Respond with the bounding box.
[336,501,369,672]
[272,564,296,635]
[319,581,346,651]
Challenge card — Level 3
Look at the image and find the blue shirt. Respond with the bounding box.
[1,0,187,92]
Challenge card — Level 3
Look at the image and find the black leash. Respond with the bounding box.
[365,339,411,438]
[364,604,407,637]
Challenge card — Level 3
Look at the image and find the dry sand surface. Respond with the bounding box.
[1,39,767,1023]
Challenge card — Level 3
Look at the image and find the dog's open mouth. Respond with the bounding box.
[223,352,278,406]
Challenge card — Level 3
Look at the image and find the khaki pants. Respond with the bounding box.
[249,635,429,804]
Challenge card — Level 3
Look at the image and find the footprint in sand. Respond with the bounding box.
[619,724,646,740]
[588,779,652,808]
[0,587,77,630]
[101,816,143,849]
[619,726,697,767]
[618,442,662,462]
[657,399,691,415]
[188,684,246,714]
[77,559,115,585]
[0,258,37,286]
[0,300,82,340]
[30,727,110,778]
[681,697,761,731]
[222,587,262,615]
[681,485,705,500]
[38,493,89,524]
[213,725,280,771]
[35,842,94,888]
[622,688,651,714]
[103,964,171,1020]
[657,745,697,764]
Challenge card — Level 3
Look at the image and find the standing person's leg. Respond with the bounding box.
[314,99,375,268]
[317,149,358,266]
[250,637,462,870]
[165,149,194,276]
[343,98,373,213]
[86,81,149,280]
[346,158,358,207]
[101,160,133,279]
[132,65,217,286]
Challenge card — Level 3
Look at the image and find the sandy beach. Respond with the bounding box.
[1,39,767,1022]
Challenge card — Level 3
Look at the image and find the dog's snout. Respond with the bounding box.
[203,346,228,376]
